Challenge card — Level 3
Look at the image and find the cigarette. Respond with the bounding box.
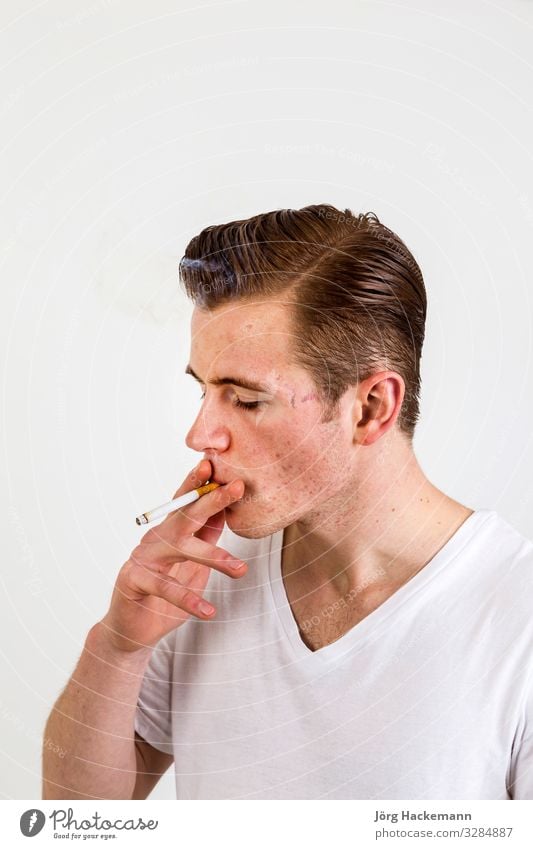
[135,482,220,526]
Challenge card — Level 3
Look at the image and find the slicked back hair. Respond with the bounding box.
[179,203,427,441]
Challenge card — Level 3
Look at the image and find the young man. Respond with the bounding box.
[43,204,533,800]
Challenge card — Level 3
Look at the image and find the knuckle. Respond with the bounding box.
[126,561,146,587]
[215,486,232,504]
[205,546,223,564]
[130,555,154,577]
[179,589,199,610]
[172,536,189,558]
[151,573,173,598]
[154,572,172,591]
[119,561,134,582]
[130,545,146,564]
[221,552,239,569]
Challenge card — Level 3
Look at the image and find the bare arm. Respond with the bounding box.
[42,460,247,800]
[42,621,168,800]
[132,732,174,799]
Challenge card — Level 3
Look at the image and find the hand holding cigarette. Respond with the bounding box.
[135,481,222,526]
[99,460,247,653]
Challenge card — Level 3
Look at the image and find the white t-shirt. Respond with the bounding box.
[134,508,533,799]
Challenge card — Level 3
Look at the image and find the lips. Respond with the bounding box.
[204,460,241,488]
[203,463,227,485]
[210,474,244,488]
[209,473,230,486]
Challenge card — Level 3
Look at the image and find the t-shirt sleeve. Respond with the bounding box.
[134,629,177,756]
[509,733,533,799]
[507,673,533,799]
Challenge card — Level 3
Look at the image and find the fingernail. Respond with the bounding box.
[198,600,215,615]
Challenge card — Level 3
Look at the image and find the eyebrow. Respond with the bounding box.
[185,364,274,394]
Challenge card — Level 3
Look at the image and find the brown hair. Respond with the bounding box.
[179,203,427,440]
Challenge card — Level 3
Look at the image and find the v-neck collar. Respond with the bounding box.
[267,508,495,667]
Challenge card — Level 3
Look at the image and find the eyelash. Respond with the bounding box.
[199,390,263,411]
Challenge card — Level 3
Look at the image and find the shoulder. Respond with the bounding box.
[476,511,533,659]
[475,509,533,570]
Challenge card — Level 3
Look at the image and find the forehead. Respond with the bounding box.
[190,300,294,365]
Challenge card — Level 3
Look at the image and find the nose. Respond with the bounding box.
[185,400,230,454]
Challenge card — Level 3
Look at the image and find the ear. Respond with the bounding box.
[353,371,405,446]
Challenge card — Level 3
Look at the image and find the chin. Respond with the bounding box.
[224,506,285,540]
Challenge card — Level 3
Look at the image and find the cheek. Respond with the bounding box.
[291,423,348,489]
[242,409,346,486]
[269,430,341,492]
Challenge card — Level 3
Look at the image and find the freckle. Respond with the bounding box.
[391,507,395,511]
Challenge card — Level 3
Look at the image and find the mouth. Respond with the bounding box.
[205,463,244,490]
[208,477,246,504]
[207,469,238,487]
[208,477,229,487]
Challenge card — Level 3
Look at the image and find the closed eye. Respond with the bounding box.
[199,390,264,411]
[232,397,263,410]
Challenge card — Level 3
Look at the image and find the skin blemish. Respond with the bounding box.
[301,392,318,402]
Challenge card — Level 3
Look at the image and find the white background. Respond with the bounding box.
[1,0,532,799]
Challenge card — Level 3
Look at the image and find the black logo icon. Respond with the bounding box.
[20,809,46,837]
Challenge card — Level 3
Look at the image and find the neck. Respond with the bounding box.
[281,432,473,601]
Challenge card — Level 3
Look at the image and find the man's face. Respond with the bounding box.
[184,299,357,538]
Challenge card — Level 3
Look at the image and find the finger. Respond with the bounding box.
[153,559,209,596]
[170,479,245,538]
[140,479,243,545]
[130,563,217,619]
[139,459,213,544]
[130,536,247,578]
[172,458,212,499]
[170,535,248,576]
[194,508,225,545]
